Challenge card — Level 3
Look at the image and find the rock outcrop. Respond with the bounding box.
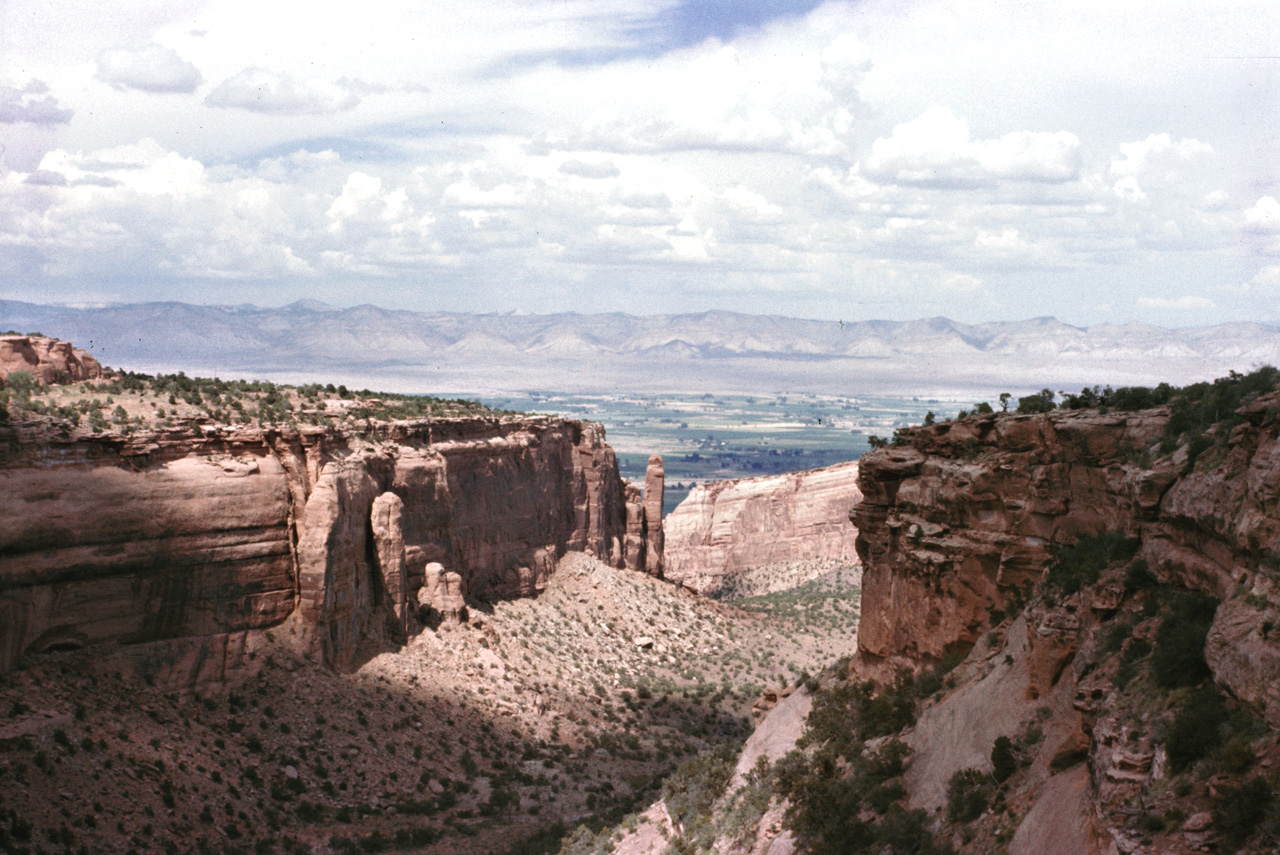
[664,460,861,596]
[419,562,468,624]
[0,415,641,680]
[0,335,102,384]
[644,455,665,577]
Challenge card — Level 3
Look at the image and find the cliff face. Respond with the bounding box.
[0,416,633,679]
[854,391,1280,724]
[0,335,103,383]
[664,460,861,596]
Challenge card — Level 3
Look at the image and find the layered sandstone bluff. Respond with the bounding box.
[664,460,861,597]
[848,395,1280,852]
[0,334,103,384]
[0,415,662,680]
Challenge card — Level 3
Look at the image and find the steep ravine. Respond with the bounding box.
[599,381,1280,855]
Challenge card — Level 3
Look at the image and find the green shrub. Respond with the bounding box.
[946,768,991,823]
[991,737,1016,783]
[1016,389,1056,414]
[1044,532,1140,597]
[661,743,736,848]
[1151,591,1218,689]
[1212,776,1273,850]
[1124,559,1158,591]
[1165,687,1226,772]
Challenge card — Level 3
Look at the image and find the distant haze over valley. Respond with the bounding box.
[4,299,1279,398]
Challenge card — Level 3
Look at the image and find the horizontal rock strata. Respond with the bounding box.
[0,416,636,679]
[853,396,1280,725]
[663,460,861,596]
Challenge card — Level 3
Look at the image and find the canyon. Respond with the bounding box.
[598,374,1280,855]
[7,337,1280,854]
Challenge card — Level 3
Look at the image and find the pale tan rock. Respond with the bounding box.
[1008,766,1105,855]
[643,455,665,578]
[623,482,647,573]
[420,563,467,623]
[1204,581,1280,727]
[370,492,409,637]
[1026,604,1081,700]
[664,460,862,596]
[0,447,296,673]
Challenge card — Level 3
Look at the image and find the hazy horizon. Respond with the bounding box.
[7,298,1280,401]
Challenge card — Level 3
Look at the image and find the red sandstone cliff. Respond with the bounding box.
[846,393,1280,853]
[851,402,1280,690]
[0,335,103,384]
[0,416,633,681]
[664,460,862,597]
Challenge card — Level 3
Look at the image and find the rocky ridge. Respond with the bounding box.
[838,394,1280,853]
[664,461,861,598]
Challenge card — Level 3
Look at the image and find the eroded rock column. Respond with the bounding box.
[644,455,665,578]
[371,491,409,639]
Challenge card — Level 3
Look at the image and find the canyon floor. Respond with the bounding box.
[0,555,861,855]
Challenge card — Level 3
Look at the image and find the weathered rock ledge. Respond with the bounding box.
[0,414,663,683]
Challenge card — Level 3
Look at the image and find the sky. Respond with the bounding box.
[2,0,1279,326]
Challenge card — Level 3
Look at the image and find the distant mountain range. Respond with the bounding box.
[4,299,1279,398]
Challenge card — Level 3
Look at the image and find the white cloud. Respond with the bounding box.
[2,0,1278,324]
[0,80,73,125]
[96,44,202,94]
[1110,133,1213,201]
[206,67,361,114]
[863,107,1080,186]
[1245,196,1280,231]
[1232,265,1280,295]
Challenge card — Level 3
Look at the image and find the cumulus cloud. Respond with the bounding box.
[206,67,361,114]
[1245,196,1280,231]
[96,44,202,94]
[0,80,73,125]
[863,107,1080,187]
[559,159,620,179]
[1110,133,1213,201]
